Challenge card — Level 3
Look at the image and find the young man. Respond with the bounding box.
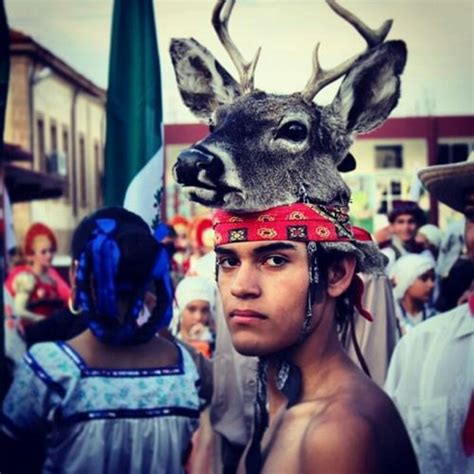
[385,155,474,474]
[381,200,426,274]
[213,203,418,473]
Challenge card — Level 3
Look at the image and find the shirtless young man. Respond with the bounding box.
[213,205,418,474]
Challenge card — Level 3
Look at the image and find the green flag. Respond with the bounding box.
[104,0,163,227]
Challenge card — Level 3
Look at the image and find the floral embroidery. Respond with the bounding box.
[229,228,247,242]
[257,214,275,222]
[315,226,331,238]
[257,228,277,239]
[287,226,308,241]
[229,216,244,223]
[288,211,306,220]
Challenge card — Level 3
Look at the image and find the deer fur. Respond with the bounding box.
[170,38,406,212]
[169,1,407,273]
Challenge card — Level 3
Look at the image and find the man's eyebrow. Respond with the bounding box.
[215,247,237,257]
[215,242,299,257]
[252,242,298,256]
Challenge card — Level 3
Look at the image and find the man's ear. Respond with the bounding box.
[170,38,241,120]
[327,256,357,298]
[323,40,407,135]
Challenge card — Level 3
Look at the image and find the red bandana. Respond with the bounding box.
[212,203,372,246]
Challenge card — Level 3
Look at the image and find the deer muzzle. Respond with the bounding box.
[174,147,224,188]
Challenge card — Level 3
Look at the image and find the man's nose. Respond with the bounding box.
[230,264,261,299]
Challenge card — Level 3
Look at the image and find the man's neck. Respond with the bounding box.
[266,304,349,414]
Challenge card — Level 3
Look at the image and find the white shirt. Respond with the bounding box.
[385,304,474,474]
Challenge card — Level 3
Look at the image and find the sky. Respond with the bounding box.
[5,0,474,124]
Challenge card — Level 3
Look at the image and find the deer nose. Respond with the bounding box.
[174,147,223,184]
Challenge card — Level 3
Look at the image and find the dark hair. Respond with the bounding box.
[388,200,425,225]
[310,245,371,376]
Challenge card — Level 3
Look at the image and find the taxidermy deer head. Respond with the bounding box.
[170,0,407,212]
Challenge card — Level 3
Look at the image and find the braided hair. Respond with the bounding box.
[72,207,173,346]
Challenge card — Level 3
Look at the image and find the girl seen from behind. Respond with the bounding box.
[1,207,211,474]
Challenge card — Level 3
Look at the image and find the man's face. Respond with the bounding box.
[391,214,418,243]
[464,191,474,262]
[216,240,309,356]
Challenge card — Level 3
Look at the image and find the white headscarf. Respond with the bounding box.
[175,275,217,311]
[417,224,443,249]
[170,275,217,335]
[391,254,435,300]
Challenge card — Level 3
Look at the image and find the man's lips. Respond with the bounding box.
[230,310,267,320]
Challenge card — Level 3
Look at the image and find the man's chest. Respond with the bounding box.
[260,406,316,474]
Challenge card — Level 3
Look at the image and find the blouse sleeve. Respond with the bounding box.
[1,348,64,440]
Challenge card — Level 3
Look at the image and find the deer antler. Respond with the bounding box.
[212,0,261,94]
[301,0,393,102]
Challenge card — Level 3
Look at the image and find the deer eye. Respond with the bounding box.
[276,121,308,142]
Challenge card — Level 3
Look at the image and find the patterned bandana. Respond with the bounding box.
[212,202,372,246]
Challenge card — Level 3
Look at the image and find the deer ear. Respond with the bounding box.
[170,38,241,120]
[327,40,407,134]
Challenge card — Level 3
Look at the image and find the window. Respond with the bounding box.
[377,180,402,215]
[62,127,70,200]
[36,116,45,171]
[438,142,473,165]
[79,135,87,207]
[94,141,103,207]
[50,121,57,154]
[375,145,404,169]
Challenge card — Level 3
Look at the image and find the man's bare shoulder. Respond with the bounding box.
[297,377,418,474]
[300,406,377,473]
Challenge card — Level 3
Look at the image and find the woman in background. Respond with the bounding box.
[173,275,216,358]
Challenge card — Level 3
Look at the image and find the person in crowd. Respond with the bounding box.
[173,275,217,358]
[390,253,437,336]
[415,223,442,261]
[1,207,211,474]
[415,223,443,304]
[4,223,70,368]
[5,223,70,329]
[380,200,426,274]
[435,218,474,312]
[169,214,190,280]
[385,154,474,474]
[186,215,214,276]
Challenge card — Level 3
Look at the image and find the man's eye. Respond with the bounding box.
[265,255,288,267]
[217,257,239,269]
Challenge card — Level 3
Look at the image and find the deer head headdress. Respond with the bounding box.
[170,0,407,213]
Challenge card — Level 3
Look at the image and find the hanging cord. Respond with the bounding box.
[342,290,371,378]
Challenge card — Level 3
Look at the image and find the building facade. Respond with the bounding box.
[5,30,105,254]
